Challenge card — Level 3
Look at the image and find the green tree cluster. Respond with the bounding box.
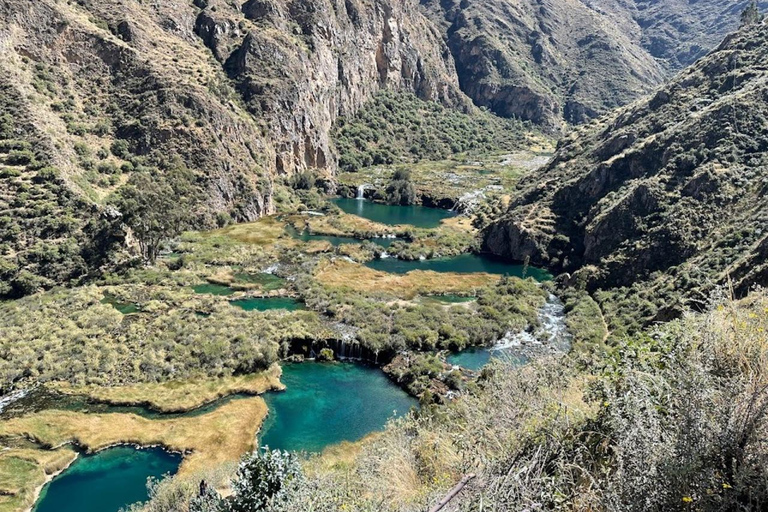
[112,166,199,263]
[384,168,416,206]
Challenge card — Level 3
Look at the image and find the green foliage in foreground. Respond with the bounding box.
[333,90,530,173]
[140,291,768,512]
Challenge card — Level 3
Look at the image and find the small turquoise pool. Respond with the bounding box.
[446,347,529,371]
[230,297,305,311]
[34,446,180,512]
[260,362,416,452]
[333,198,455,228]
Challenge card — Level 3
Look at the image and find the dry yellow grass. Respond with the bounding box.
[303,240,334,254]
[0,397,268,475]
[336,243,373,261]
[315,259,497,298]
[205,267,237,286]
[49,365,284,413]
[439,216,476,233]
[0,447,77,512]
[308,434,378,475]
[213,217,290,245]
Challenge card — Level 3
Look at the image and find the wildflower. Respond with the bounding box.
[723,483,732,489]
[682,496,693,503]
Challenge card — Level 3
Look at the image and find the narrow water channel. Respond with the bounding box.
[230,297,304,311]
[447,295,571,371]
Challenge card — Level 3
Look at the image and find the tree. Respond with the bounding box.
[385,168,416,206]
[740,0,761,27]
[113,166,198,263]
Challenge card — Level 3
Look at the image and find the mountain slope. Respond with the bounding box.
[0,0,472,296]
[422,0,768,128]
[484,19,768,327]
[421,0,665,127]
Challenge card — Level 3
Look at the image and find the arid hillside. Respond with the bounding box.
[484,18,768,330]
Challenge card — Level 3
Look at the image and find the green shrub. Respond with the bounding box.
[111,139,131,159]
[0,167,21,178]
[97,162,120,175]
[6,149,35,166]
[33,167,59,183]
[230,449,302,512]
[0,140,30,152]
[317,348,334,361]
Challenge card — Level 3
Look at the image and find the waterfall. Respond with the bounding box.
[0,389,29,414]
[492,294,572,353]
[312,339,381,364]
[356,184,366,200]
[536,294,572,352]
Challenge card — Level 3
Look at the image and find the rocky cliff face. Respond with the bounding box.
[484,19,768,308]
[197,0,465,177]
[421,0,665,128]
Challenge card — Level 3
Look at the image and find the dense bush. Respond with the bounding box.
[300,275,547,355]
[111,166,200,263]
[384,168,416,206]
[229,449,302,512]
[0,286,308,390]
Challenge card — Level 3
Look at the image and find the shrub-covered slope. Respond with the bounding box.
[484,19,768,330]
[333,90,531,172]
